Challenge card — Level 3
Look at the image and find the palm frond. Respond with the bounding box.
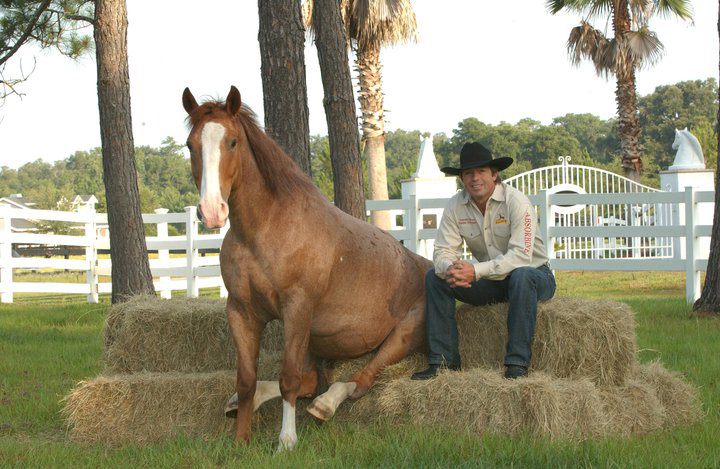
[347,0,417,48]
[625,27,664,68]
[585,0,614,21]
[304,0,417,48]
[652,0,693,22]
[628,0,654,26]
[597,36,618,78]
[567,21,610,70]
[547,0,615,22]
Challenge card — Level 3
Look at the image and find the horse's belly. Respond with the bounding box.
[308,316,393,359]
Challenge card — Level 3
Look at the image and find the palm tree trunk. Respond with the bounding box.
[356,42,390,229]
[613,0,643,183]
[258,0,312,177]
[313,0,366,220]
[94,0,155,303]
[615,70,643,183]
[692,0,720,315]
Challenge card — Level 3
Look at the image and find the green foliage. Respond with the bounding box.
[310,135,333,201]
[1,0,93,99]
[638,78,719,170]
[1,79,715,211]
[0,138,197,219]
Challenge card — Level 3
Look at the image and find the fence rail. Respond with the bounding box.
[0,186,715,304]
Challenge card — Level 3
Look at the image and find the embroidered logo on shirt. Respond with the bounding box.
[495,214,507,224]
[523,212,533,253]
[458,218,477,225]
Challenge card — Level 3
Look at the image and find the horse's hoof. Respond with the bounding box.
[306,398,334,421]
[278,433,297,451]
[224,396,239,419]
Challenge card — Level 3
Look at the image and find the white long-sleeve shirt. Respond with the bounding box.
[433,182,549,281]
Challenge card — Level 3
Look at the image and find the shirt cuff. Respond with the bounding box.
[473,261,492,280]
[435,259,453,279]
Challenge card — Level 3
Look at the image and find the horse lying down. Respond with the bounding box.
[183,86,431,450]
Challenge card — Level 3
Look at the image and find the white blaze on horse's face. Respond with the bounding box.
[197,122,230,228]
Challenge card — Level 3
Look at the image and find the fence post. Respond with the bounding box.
[185,206,199,298]
[155,208,171,299]
[0,203,12,303]
[684,186,700,304]
[538,190,555,264]
[405,192,419,255]
[81,203,98,303]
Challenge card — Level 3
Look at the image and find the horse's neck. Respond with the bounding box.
[227,148,274,239]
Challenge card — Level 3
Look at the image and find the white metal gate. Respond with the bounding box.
[505,156,674,259]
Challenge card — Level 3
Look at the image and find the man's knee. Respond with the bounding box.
[508,266,536,289]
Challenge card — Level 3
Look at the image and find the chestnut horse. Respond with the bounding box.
[182,86,430,450]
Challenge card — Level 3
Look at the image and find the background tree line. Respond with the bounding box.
[2,78,717,213]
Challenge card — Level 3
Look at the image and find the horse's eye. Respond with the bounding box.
[186,141,193,152]
[229,138,237,150]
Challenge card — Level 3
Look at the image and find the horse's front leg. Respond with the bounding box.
[277,294,313,451]
[226,297,262,443]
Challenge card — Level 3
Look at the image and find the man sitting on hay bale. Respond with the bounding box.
[412,142,556,380]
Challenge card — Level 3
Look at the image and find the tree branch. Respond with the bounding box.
[0,0,53,67]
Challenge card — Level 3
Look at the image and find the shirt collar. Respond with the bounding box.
[460,182,505,206]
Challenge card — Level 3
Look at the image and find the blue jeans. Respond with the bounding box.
[424,265,556,368]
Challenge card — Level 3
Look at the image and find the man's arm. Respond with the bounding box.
[433,201,464,279]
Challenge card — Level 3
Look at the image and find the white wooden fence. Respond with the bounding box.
[368,186,714,304]
[0,205,227,303]
[0,186,715,304]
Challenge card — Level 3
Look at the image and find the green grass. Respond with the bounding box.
[1,271,719,468]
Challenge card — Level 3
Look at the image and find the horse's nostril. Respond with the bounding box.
[197,205,204,221]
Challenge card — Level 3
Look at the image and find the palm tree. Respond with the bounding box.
[547,0,693,183]
[307,0,417,229]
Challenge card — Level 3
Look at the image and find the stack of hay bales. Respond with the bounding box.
[63,296,701,443]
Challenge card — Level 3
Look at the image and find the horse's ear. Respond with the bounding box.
[226,86,242,115]
[183,88,199,114]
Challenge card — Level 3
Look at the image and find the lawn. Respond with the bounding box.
[0,271,718,468]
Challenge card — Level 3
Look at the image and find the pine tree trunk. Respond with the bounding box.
[94,0,155,303]
[613,1,643,183]
[692,1,720,315]
[313,0,366,220]
[357,42,391,230]
[258,0,312,177]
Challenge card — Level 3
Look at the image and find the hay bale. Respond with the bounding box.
[635,361,702,426]
[103,296,284,373]
[377,368,606,439]
[62,371,236,443]
[104,297,635,387]
[63,357,702,444]
[457,298,637,386]
[599,379,665,435]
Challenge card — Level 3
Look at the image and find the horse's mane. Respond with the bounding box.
[680,130,705,163]
[186,100,319,199]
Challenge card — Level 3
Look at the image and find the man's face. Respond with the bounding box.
[461,167,497,203]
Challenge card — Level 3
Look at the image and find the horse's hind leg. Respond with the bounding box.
[307,299,425,421]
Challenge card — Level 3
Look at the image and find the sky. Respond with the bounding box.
[0,0,717,170]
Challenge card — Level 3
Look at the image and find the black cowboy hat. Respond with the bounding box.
[440,142,513,176]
